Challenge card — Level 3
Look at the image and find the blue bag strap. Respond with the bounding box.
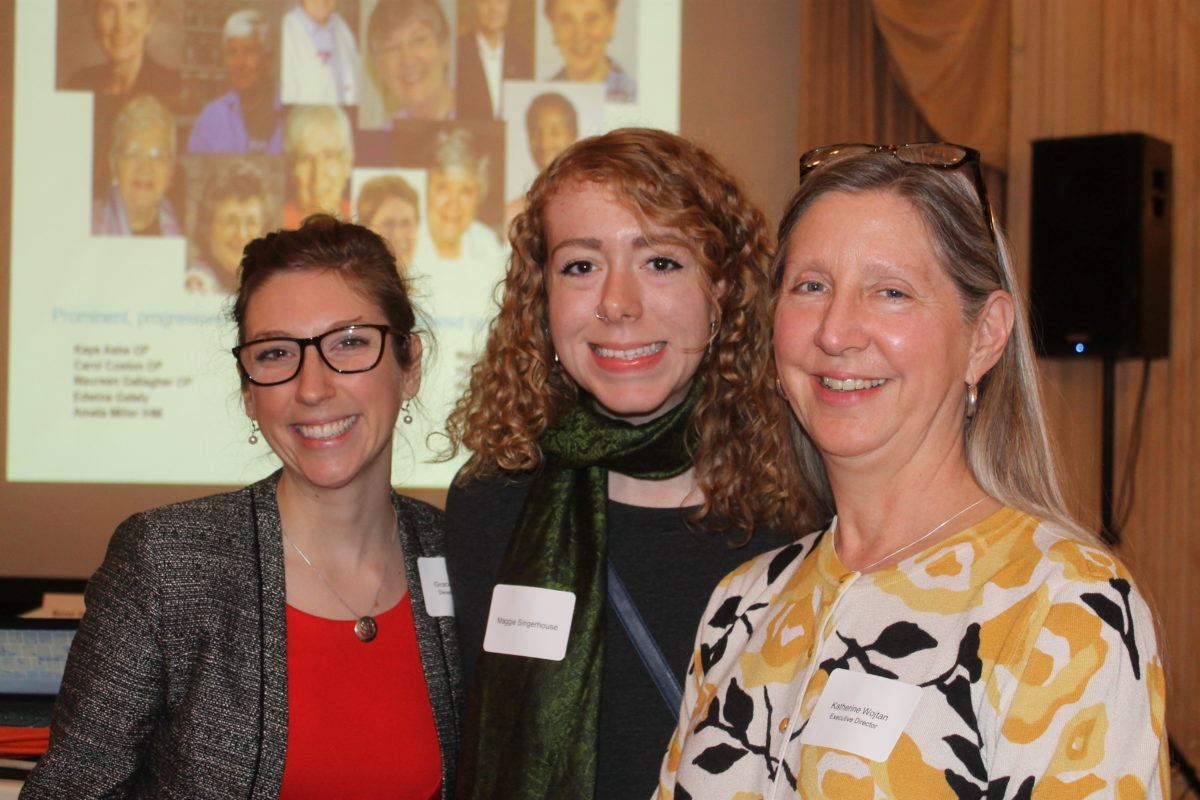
[606,559,684,717]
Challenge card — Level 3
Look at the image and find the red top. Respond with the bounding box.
[280,594,442,799]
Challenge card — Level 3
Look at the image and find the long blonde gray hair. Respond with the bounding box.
[772,154,1078,534]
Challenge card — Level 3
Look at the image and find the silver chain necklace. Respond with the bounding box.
[847,496,988,573]
[283,510,399,643]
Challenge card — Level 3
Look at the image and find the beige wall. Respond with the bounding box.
[681,1,800,224]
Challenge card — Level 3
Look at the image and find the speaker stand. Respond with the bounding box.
[1099,357,1118,545]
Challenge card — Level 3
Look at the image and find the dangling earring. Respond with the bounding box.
[544,327,559,366]
[706,319,717,356]
[775,377,788,399]
[965,382,978,419]
[400,399,414,425]
[248,421,260,445]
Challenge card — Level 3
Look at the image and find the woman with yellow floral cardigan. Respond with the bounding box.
[658,145,1167,799]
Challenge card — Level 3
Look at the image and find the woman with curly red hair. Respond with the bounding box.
[444,127,804,798]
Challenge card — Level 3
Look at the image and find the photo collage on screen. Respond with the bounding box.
[54,0,637,313]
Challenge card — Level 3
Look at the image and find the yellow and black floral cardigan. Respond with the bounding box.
[658,508,1167,799]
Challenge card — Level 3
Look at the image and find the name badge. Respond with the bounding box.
[482,584,575,661]
[416,557,454,617]
[799,668,923,762]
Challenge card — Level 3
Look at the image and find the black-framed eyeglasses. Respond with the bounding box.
[799,142,996,239]
[232,324,404,387]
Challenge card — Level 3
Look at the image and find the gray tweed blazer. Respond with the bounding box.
[21,471,463,799]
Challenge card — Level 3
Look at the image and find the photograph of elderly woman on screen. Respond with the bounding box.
[537,0,636,102]
[412,125,504,268]
[187,8,284,155]
[360,0,457,128]
[282,104,354,227]
[523,91,577,168]
[58,0,182,98]
[281,0,361,106]
[92,94,182,236]
[455,0,534,120]
[184,157,281,294]
[355,170,425,272]
[500,81,602,228]
[391,123,504,383]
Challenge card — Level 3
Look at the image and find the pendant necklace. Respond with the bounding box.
[849,496,988,573]
[284,509,399,643]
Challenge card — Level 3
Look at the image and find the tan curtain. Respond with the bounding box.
[869,0,1010,170]
[799,0,938,151]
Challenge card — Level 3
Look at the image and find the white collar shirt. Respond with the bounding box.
[475,31,505,118]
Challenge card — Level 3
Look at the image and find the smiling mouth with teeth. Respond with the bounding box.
[820,376,887,392]
[591,342,667,360]
[295,415,358,440]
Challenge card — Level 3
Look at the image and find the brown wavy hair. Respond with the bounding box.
[445,128,802,537]
[232,214,420,384]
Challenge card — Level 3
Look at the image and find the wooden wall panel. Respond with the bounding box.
[1105,0,1200,759]
[802,0,1199,759]
[1009,0,1200,760]
[1007,0,1106,529]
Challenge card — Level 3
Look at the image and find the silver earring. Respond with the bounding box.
[706,319,717,356]
[248,421,259,445]
[544,326,560,365]
[965,382,978,419]
[401,400,414,425]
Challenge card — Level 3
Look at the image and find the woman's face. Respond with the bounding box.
[528,106,576,170]
[371,18,450,116]
[475,0,512,36]
[545,181,713,424]
[113,123,173,220]
[208,195,265,277]
[426,166,481,252]
[224,34,267,94]
[289,121,352,216]
[548,0,615,81]
[773,189,989,471]
[300,0,337,26]
[93,0,155,67]
[368,196,419,268]
[241,269,419,494]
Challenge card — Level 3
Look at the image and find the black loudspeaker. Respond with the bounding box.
[1029,133,1172,358]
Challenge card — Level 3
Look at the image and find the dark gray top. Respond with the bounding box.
[21,471,463,800]
[445,473,782,799]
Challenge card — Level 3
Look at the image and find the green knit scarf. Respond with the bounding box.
[456,386,698,798]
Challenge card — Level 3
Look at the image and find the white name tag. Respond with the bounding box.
[416,557,454,617]
[799,668,923,762]
[482,584,576,661]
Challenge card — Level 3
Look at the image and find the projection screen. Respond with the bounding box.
[2,0,800,577]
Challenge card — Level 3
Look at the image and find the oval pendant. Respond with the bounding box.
[354,616,378,642]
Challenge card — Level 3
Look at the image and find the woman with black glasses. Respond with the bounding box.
[23,215,461,799]
[657,145,1167,798]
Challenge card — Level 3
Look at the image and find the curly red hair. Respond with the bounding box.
[445,128,803,537]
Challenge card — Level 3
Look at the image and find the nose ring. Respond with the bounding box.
[594,308,608,321]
